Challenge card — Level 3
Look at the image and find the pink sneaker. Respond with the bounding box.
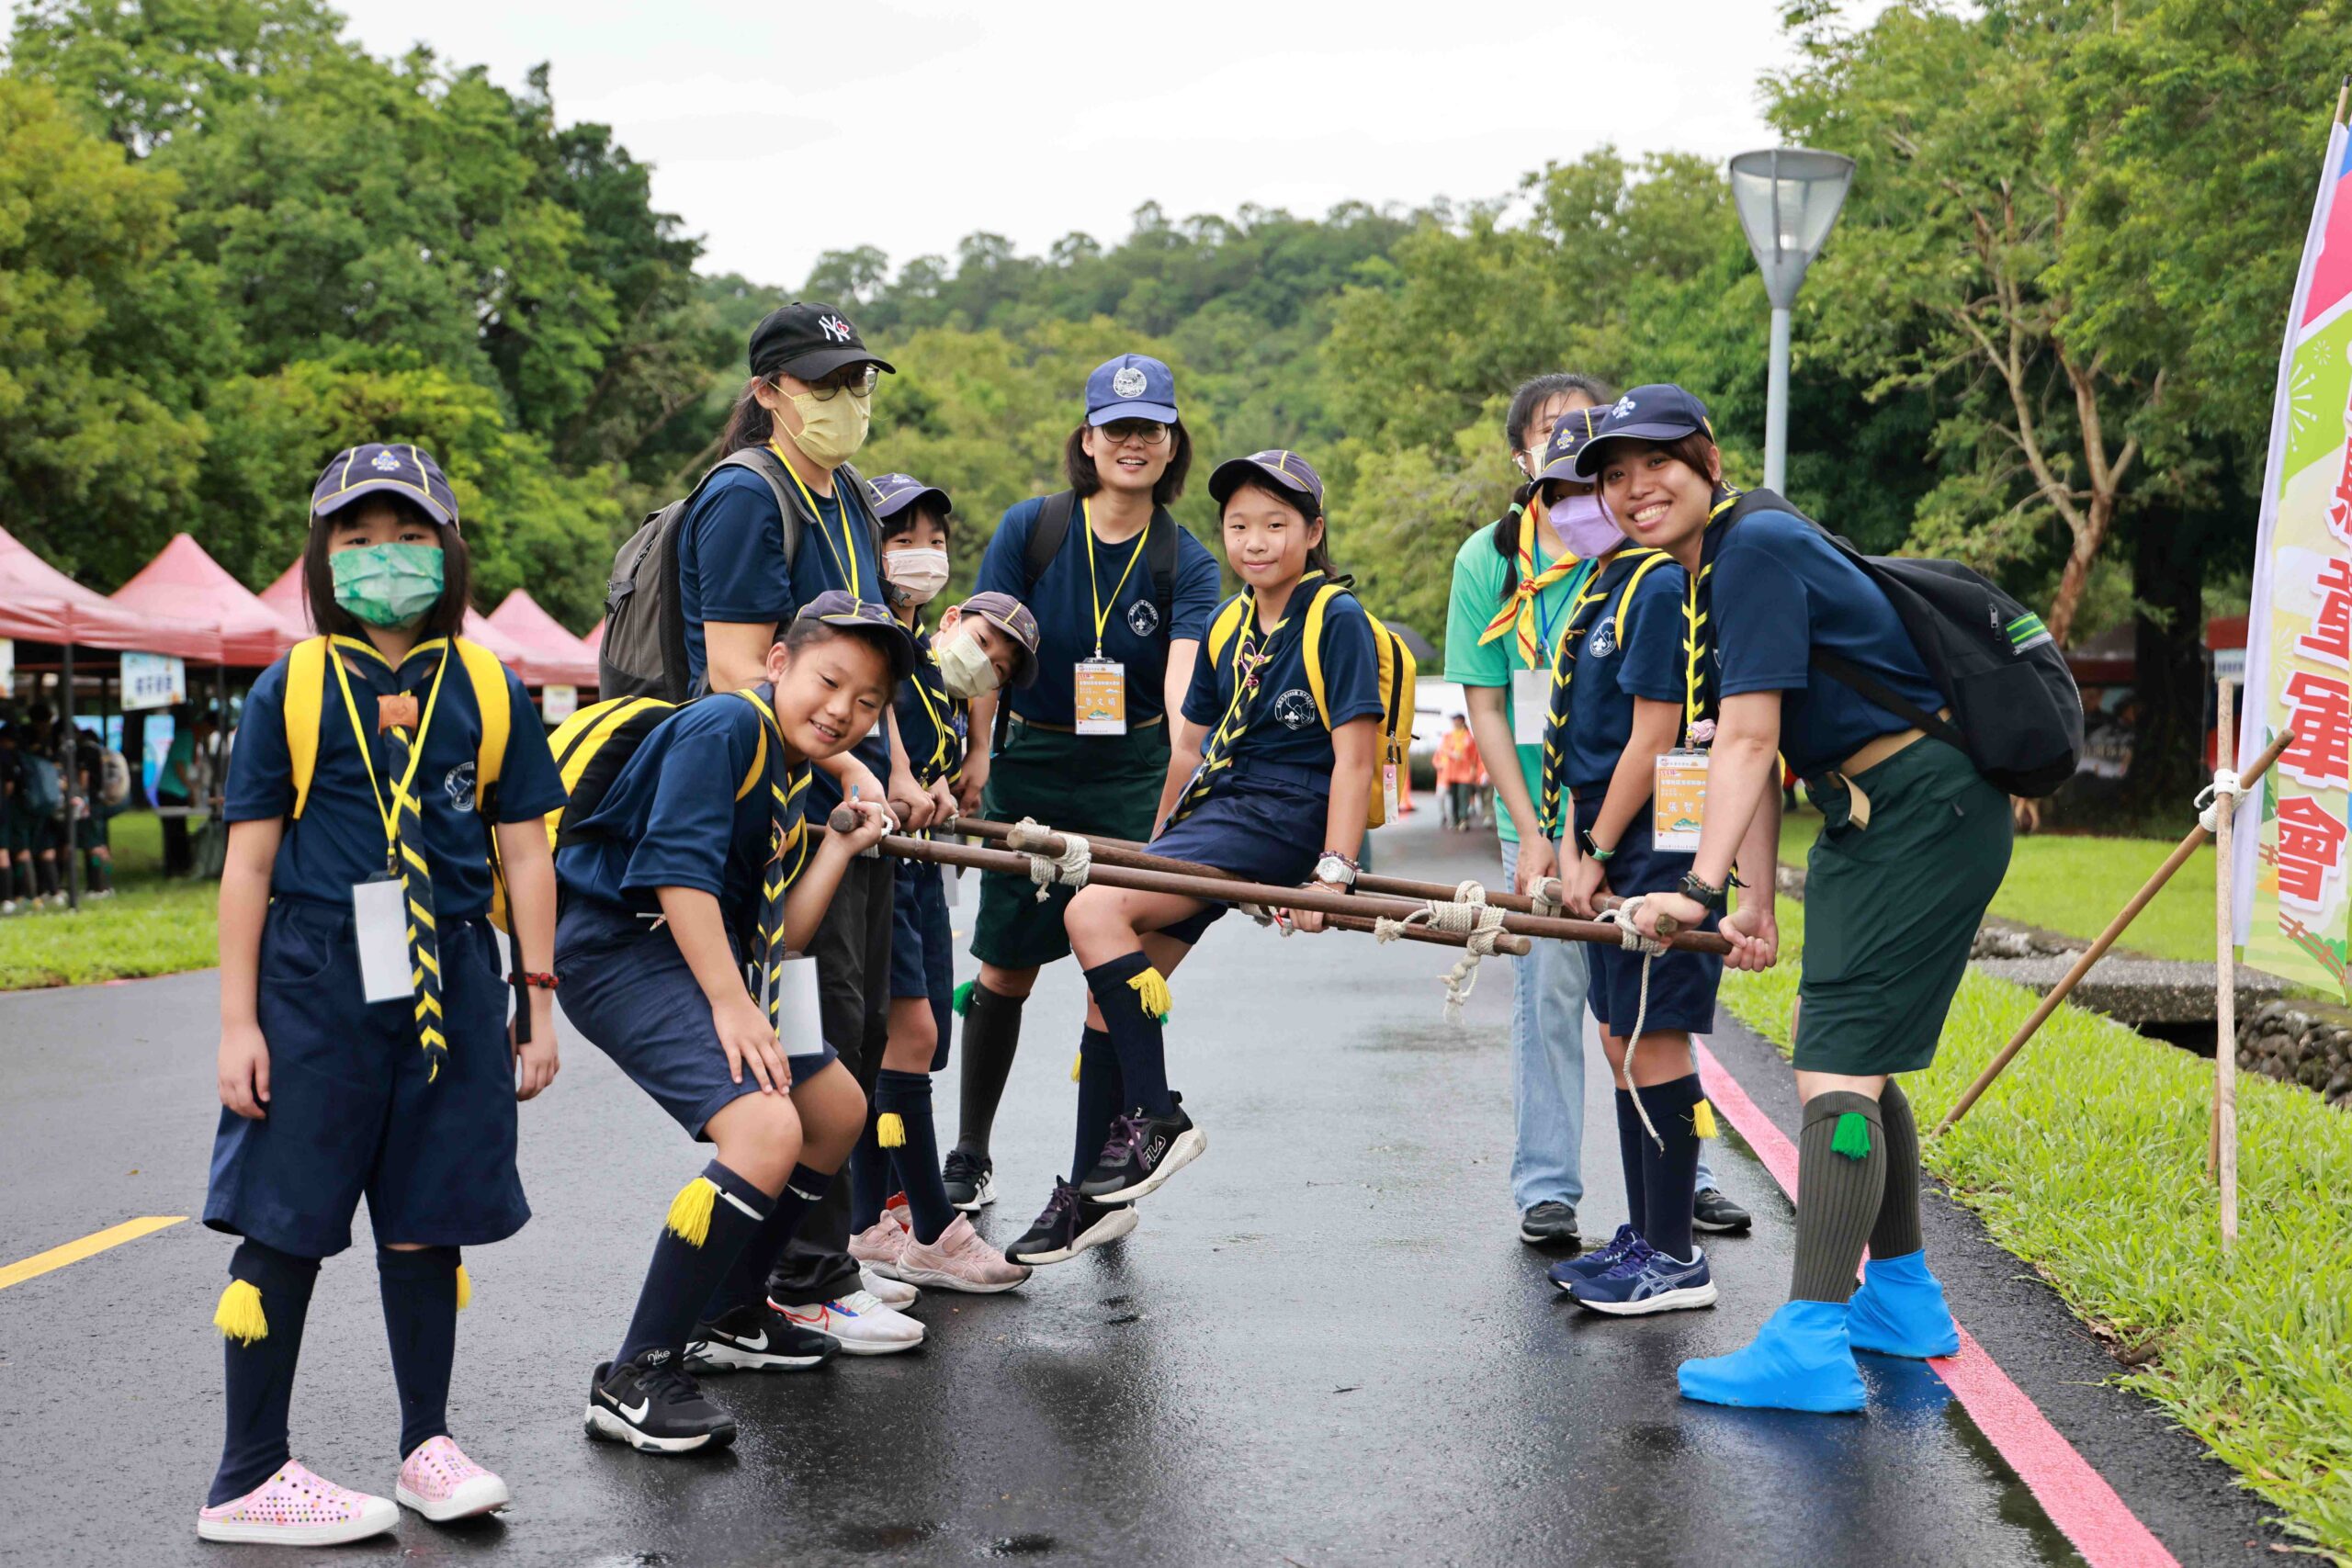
[396,1434,510,1521]
[196,1460,398,1545]
[895,1213,1034,1294]
[852,1215,910,1279]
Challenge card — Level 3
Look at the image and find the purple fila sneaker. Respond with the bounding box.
[1076,1098,1205,1203]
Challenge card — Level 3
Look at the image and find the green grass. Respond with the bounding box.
[1781,810,2222,964]
[1723,897,2352,1560]
[0,812,220,989]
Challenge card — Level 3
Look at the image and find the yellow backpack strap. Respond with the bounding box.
[1301,583,1347,729]
[452,637,509,807]
[284,637,328,819]
[732,689,775,801]
[1204,595,1250,671]
[1611,551,1674,646]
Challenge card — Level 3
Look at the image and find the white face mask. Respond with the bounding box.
[885,546,950,604]
[934,622,1000,700]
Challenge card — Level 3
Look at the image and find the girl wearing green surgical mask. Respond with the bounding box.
[305,495,472,664]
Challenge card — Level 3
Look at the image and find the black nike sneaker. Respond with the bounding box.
[584,1349,737,1453]
[1691,1188,1754,1235]
[1076,1097,1205,1203]
[1004,1179,1139,1267]
[943,1146,996,1212]
[684,1303,840,1373]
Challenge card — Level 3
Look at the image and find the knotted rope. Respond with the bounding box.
[1598,894,1669,1151]
[2196,768,2242,836]
[1015,817,1091,902]
[1529,878,1564,919]
[1373,879,1510,1022]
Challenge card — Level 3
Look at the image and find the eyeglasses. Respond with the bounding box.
[803,365,879,400]
[1097,420,1171,447]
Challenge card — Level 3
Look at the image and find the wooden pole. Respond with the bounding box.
[2213,679,2240,1245]
[1937,725,2298,1134]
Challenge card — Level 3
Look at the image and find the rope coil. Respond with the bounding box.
[1598,894,1668,1151]
[1373,879,1509,1022]
[1015,817,1092,902]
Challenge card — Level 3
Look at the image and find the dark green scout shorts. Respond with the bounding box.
[1796,737,2011,1076]
[972,719,1170,970]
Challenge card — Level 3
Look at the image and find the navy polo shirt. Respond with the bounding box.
[1182,589,1385,775]
[1558,557,1691,794]
[553,689,811,940]
[895,626,967,789]
[1708,507,1945,778]
[975,496,1222,728]
[226,637,568,915]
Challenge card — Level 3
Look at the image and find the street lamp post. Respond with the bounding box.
[1728,148,1856,493]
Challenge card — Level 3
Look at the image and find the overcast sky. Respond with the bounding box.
[330,0,1875,290]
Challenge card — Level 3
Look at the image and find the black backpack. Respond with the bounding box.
[599,449,876,703]
[1022,490,1181,635]
[1725,490,2083,797]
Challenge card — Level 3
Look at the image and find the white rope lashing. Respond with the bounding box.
[1013,817,1091,902]
[1529,877,1564,919]
[1598,894,1670,1151]
[2196,768,2241,835]
[1373,879,1509,1022]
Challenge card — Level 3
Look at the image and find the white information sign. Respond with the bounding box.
[120,651,187,712]
[542,683,579,723]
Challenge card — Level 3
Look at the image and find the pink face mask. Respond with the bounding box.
[1549,491,1625,559]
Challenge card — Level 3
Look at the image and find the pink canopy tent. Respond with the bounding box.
[584,616,605,653]
[0,522,222,660]
[110,534,295,667]
[486,590,598,689]
[258,558,534,674]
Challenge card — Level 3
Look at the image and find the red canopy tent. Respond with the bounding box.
[0,522,221,660]
[258,559,534,674]
[486,590,598,689]
[584,616,605,654]
[110,534,295,667]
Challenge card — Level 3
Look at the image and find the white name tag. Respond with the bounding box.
[1512,667,1550,746]
[942,863,961,906]
[352,877,414,1003]
[1653,749,1709,852]
[769,953,824,1051]
[1382,755,1402,820]
[1075,658,1127,735]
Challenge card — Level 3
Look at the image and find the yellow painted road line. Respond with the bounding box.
[0,1216,187,1291]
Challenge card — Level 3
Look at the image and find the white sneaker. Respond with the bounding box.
[862,1268,919,1309]
[770,1290,925,1355]
[896,1214,1033,1294]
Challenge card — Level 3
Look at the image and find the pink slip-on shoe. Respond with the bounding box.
[396,1434,511,1521]
[852,1215,910,1278]
[895,1213,1034,1294]
[196,1460,398,1545]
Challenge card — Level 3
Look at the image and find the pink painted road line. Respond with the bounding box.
[1694,1041,2179,1568]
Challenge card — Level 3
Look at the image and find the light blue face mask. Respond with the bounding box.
[329,543,446,628]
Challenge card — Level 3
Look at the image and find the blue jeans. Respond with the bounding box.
[1503,841,1715,1213]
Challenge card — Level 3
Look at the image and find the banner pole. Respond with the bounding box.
[2214,678,2241,1244]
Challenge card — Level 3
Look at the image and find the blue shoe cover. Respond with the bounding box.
[1846,1250,1961,1359]
[1678,1300,1867,1414]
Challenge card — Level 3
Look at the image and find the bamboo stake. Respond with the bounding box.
[2213,679,2240,1246]
[1937,725,2297,1134]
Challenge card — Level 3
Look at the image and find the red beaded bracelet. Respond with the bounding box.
[511,971,559,991]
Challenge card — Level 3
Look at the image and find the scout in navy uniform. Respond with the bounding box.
[199,445,567,1546]
[1531,410,1772,1318]
[1007,450,1383,1268]
[1589,386,2014,1414]
[844,472,1043,1293]
[555,593,914,1454]
[952,355,1224,1213]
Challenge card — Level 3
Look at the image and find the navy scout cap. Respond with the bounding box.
[1085,354,1179,425]
[750,301,898,383]
[311,444,460,530]
[796,590,920,682]
[1535,405,1614,486]
[866,472,953,523]
[1570,384,1715,480]
[958,591,1043,690]
[1208,448,1325,512]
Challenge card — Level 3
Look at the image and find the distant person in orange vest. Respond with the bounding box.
[1433,714,1480,831]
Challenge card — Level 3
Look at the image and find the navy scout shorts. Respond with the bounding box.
[1146,765,1326,947]
[1574,795,1724,1039]
[555,897,837,1139]
[888,856,956,1072]
[203,897,529,1259]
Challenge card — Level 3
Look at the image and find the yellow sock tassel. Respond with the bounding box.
[213,1279,269,1345]
[1692,1100,1718,1139]
[665,1176,718,1247]
[454,1263,472,1311]
[1071,1051,1083,1083]
[1128,966,1172,1023]
[876,1112,907,1149]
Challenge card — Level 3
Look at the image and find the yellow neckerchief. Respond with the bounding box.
[1080,498,1151,659]
[1476,502,1583,669]
[904,622,960,782]
[1182,570,1327,806]
[737,685,812,886]
[325,634,454,871]
[1680,483,1745,742]
[1535,549,1667,837]
[766,439,859,599]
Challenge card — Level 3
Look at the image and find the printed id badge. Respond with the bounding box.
[1653,749,1710,852]
[352,877,414,1003]
[769,954,824,1051]
[1512,667,1550,746]
[1075,657,1127,735]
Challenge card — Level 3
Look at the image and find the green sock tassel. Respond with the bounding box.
[1830,1111,1872,1161]
[953,980,975,1016]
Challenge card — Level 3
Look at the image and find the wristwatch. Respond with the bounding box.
[1577,829,1616,863]
[1314,852,1359,889]
[1679,872,1729,913]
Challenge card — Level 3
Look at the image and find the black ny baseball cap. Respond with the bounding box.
[749,302,897,383]
[1570,385,1715,480]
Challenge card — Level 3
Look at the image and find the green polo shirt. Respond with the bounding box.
[1442,520,1581,845]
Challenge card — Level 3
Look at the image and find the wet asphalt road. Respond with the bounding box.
[0,813,2283,1566]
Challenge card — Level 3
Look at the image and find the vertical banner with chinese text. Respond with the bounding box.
[2235,108,2352,998]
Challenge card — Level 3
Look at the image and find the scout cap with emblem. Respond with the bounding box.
[311,444,461,529]
[794,589,920,682]
[1570,384,1715,480]
[956,591,1043,689]
[1207,448,1324,512]
[749,301,899,383]
[866,471,953,522]
[1085,353,1179,425]
[1534,406,1615,486]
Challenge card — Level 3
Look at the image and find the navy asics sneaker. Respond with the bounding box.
[1550,1224,1644,1292]
[1568,1241,1718,1316]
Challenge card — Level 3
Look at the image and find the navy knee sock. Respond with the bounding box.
[616,1161,772,1366]
[848,1116,889,1234]
[209,1241,322,1506]
[1082,953,1172,1117]
[377,1246,458,1460]
[708,1163,834,1315]
[1613,1088,1647,1237]
[954,984,1025,1157]
[1070,1026,1125,1182]
[876,1070,954,1245]
[1638,1075,1705,1263]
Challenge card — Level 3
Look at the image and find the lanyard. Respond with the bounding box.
[326,637,453,870]
[768,441,860,601]
[1680,487,1745,742]
[1081,499,1150,658]
[1527,527,1564,666]
[907,630,957,773]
